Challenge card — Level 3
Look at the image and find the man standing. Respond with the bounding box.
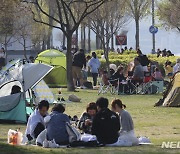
[72,49,86,88]
[92,97,120,144]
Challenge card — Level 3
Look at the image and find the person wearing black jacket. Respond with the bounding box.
[72,49,86,88]
[92,97,120,144]
[137,49,150,72]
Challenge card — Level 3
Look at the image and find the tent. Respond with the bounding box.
[0,61,53,123]
[155,72,180,107]
[35,49,67,87]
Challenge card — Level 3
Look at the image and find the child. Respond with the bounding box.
[152,67,163,81]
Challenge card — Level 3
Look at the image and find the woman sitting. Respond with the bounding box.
[47,104,70,145]
[152,67,163,81]
[111,99,139,145]
[78,102,97,134]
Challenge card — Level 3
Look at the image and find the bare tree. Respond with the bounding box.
[89,0,130,75]
[23,0,107,91]
[126,0,151,49]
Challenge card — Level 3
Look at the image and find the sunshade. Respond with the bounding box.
[0,63,53,92]
[38,49,65,57]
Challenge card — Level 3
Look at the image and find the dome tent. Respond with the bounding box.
[35,49,67,87]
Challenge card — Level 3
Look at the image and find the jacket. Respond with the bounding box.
[92,108,120,144]
[72,51,86,68]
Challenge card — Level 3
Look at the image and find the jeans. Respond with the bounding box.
[92,73,98,86]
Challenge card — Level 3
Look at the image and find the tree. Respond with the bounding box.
[0,0,19,52]
[126,0,151,49]
[157,0,180,32]
[24,0,107,91]
[89,0,129,75]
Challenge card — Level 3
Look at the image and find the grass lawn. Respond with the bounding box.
[0,89,180,154]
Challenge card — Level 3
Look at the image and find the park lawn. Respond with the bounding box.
[0,89,180,154]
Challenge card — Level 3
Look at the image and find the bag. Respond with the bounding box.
[66,122,81,143]
[8,129,23,145]
[83,81,93,89]
[68,94,81,102]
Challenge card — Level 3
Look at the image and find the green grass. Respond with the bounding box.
[0,89,180,154]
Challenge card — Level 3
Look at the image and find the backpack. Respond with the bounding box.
[66,122,81,143]
[83,81,93,89]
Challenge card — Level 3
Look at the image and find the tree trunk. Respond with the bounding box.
[23,39,28,60]
[81,24,84,49]
[76,28,78,48]
[63,33,66,48]
[135,18,140,50]
[88,25,91,52]
[66,34,75,91]
[83,24,86,51]
[111,24,114,51]
[96,34,100,49]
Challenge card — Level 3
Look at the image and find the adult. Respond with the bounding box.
[0,48,6,69]
[47,104,70,145]
[164,61,173,78]
[88,52,101,86]
[152,67,163,81]
[72,49,86,88]
[173,58,180,74]
[78,102,97,134]
[92,97,120,144]
[82,55,91,82]
[26,100,49,141]
[111,99,139,146]
[11,85,21,95]
[137,49,149,72]
[132,57,144,82]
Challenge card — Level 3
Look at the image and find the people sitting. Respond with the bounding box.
[173,58,180,75]
[11,85,21,94]
[164,61,173,79]
[78,102,97,134]
[25,100,49,141]
[110,66,128,93]
[152,67,163,81]
[111,99,139,145]
[92,97,120,144]
[46,104,70,145]
[132,57,144,82]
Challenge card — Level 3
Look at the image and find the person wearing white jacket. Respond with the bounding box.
[173,58,180,74]
[88,52,101,86]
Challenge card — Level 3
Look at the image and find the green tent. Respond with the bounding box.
[35,49,67,87]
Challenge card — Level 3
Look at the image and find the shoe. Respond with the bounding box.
[80,86,87,89]
[61,97,65,101]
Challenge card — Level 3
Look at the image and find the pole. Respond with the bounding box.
[152,0,155,53]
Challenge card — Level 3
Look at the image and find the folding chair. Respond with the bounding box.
[98,76,119,95]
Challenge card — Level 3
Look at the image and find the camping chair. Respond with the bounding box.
[140,72,153,94]
[98,74,120,95]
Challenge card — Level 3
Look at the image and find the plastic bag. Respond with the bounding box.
[8,129,23,145]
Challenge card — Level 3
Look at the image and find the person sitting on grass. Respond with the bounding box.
[92,97,120,145]
[47,104,70,145]
[78,102,97,134]
[111,99,139,145]
[25,100,49,141]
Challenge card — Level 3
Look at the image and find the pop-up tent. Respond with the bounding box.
[155,72,180,107]
[35,49,67,87]
[0,61,53,123]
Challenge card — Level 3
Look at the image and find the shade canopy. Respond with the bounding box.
[0,62,53,92]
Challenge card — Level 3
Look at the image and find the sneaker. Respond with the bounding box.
[80,86,87,89]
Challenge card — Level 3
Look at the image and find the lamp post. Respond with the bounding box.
[152,0,155,53]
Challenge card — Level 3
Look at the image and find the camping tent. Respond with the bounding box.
[0,62,53,123]
[155,72,180,107]
[35,49,67,87]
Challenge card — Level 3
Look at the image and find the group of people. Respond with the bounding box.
[72,49,100,88]
[25,97,138,146]
[157,48,174,57]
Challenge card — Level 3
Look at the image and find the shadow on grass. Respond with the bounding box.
[0,143,179,154]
